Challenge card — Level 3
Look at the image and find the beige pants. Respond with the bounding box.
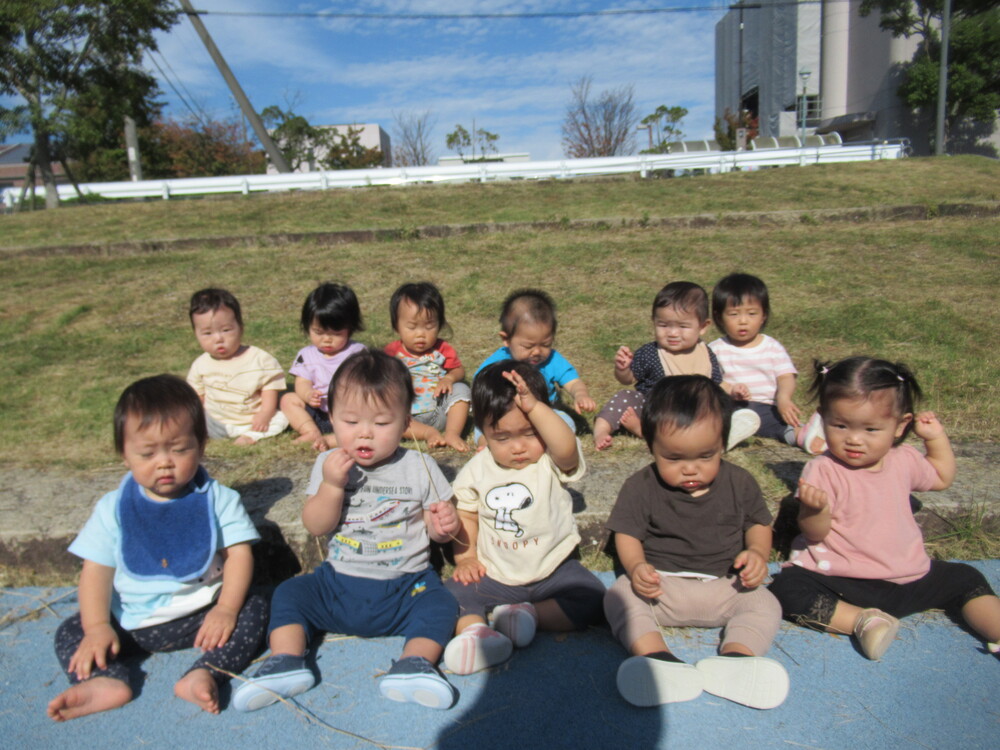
[604,572,781,657]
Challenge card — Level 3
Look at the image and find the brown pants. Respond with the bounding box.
[604,573,781,657]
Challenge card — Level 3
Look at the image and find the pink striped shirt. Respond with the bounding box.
[708,334,797,405]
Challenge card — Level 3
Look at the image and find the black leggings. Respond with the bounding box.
[769,561,995,629]
[54,593,268,685]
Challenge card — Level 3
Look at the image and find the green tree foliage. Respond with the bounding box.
[445,123,499,160]
[320,126,383,170]
[262,106,383,170]
[638,105,688,153]
[0,0,179,207]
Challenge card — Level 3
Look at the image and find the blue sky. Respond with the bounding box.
[150,1,728,161]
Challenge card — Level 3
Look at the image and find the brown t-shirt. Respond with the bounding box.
[606,461,772,578]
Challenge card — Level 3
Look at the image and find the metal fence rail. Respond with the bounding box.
[1,141,906,209]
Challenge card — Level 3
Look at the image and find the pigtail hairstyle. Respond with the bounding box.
[810,356,922,444]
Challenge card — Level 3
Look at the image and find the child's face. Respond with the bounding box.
[121,411,204,502]
[483,406,546,469]
[720,297,766,347]
[395,299,440,356]
[501,320,554,366]
[653,305,710,354]
[651,417,723,496]
[192,305,243,360]
[329,386,409,469]
[822,391,911,471]
[308,321,351,357]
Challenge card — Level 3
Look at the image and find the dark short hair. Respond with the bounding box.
[640,375,732,450]
[113,374,207,455]
[472,360,549,432]
[711,273,771,330]
[390,282,448,331]
[499,288,557,337]
[810,356,921,444]
[652,281,709,323]
[189,288,242,328]
[301,282,363,335]
[328,349,414,414]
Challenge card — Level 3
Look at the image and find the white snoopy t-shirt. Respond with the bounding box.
[453,442,585,586]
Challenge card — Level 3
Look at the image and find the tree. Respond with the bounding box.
[0,1,179,208]
[146,117,265,178]
[638,105,688,153]
[320,126,383,170]
[561,75,637,158]
[859,0,1000,150]
[261,105,327,172]
[445,123,499,161]
[392,110,435,166]
[713,108,760,151]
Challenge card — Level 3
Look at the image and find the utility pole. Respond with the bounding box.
[124,116,143,181]
[935,0,951,155]
[177,0,291,173]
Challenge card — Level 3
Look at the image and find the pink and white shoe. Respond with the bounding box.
[443,624,513,675]
[491,603,538,648]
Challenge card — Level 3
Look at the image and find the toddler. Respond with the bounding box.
[476,289,595,435]
[604,375,788,709]
[233,350,462,711]
[186,288,288,445]
[769,357,1000,660]
[47,375,266,721]
[709,273,825,454]
[443,361,606,674]
[594,281,759,451]
[281,282,366,450]
[385,282,470,452]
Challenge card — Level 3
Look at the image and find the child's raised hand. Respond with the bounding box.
[427,501,460,539]
[67,624,120,681]
[614,345,634,371]
[912,411,947,441]
[797,479,829,512]
[502,369,538,413]
[307,389,324,409]
[629,562,663,600]
[322,448,354,489]
[453,558,486,585]
[734,549,768,589]
[194,604,238,651]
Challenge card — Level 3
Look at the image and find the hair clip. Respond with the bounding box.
[896,374,905,382]
[820,366,829,375]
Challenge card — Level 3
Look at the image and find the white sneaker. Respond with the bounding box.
[443,624,513,675]
[491,603,538,648]
[616,655,703,707]
[695,655,789,709]
[727,408,761,451]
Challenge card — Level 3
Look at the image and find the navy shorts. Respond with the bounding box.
[269,564,458,647]
[305,405,332,434]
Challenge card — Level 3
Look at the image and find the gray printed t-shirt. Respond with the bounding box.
[306,447,453,580]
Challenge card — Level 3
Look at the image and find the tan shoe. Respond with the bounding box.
[853,608,900,660]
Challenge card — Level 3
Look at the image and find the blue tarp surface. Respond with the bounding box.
[3,565,997,749]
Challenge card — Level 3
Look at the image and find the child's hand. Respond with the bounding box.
[307,389,324,409]
[453,558,486,585]
[251,410,271,433]
[428,501,459,539]
[730,383,751,401]
[322,448,354,489]
[797,479,829,512]
[629,562,662,600]
[912,411,947,441]
[777,396,802,428]
[733,549,768,589]
[194,604,238,651]
[503,369,538,414]
[433,380,453,398]
[67,624,120,681]
[574,393,596,414]
[614,345,634,371]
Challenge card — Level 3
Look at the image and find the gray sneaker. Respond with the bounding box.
[378,656,458,710]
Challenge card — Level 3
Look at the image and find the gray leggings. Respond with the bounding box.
[54,593,268,685]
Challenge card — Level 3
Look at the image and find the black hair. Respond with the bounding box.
[189,288,242,328]
[640,375,733,450]
[652,281,709,323]
[472,359,549,432]
[327,349,414,414]
[389,281,448,332]
[809,356,921,444]
[711,273,771,330]
[113,374,207,455]
[301,282,364,335]
[499,288,557,337]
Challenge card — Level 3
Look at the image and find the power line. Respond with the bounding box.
[148,51,206,125]
[154,49,210,124]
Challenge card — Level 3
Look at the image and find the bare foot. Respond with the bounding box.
[174,668,220,714]
[293,430,322,445]
[233,435,257,446]
[593,418,613,451]
[620,407,642,437]
[47,677,132,722]
[443,432,470,452]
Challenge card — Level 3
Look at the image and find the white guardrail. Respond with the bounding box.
[1,141,906,209]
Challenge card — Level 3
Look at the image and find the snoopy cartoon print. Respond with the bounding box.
[485,483,533,538]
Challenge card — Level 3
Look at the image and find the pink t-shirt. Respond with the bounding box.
[289,342,366,413]
[708,334,797,405]
[786,444,938,584]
